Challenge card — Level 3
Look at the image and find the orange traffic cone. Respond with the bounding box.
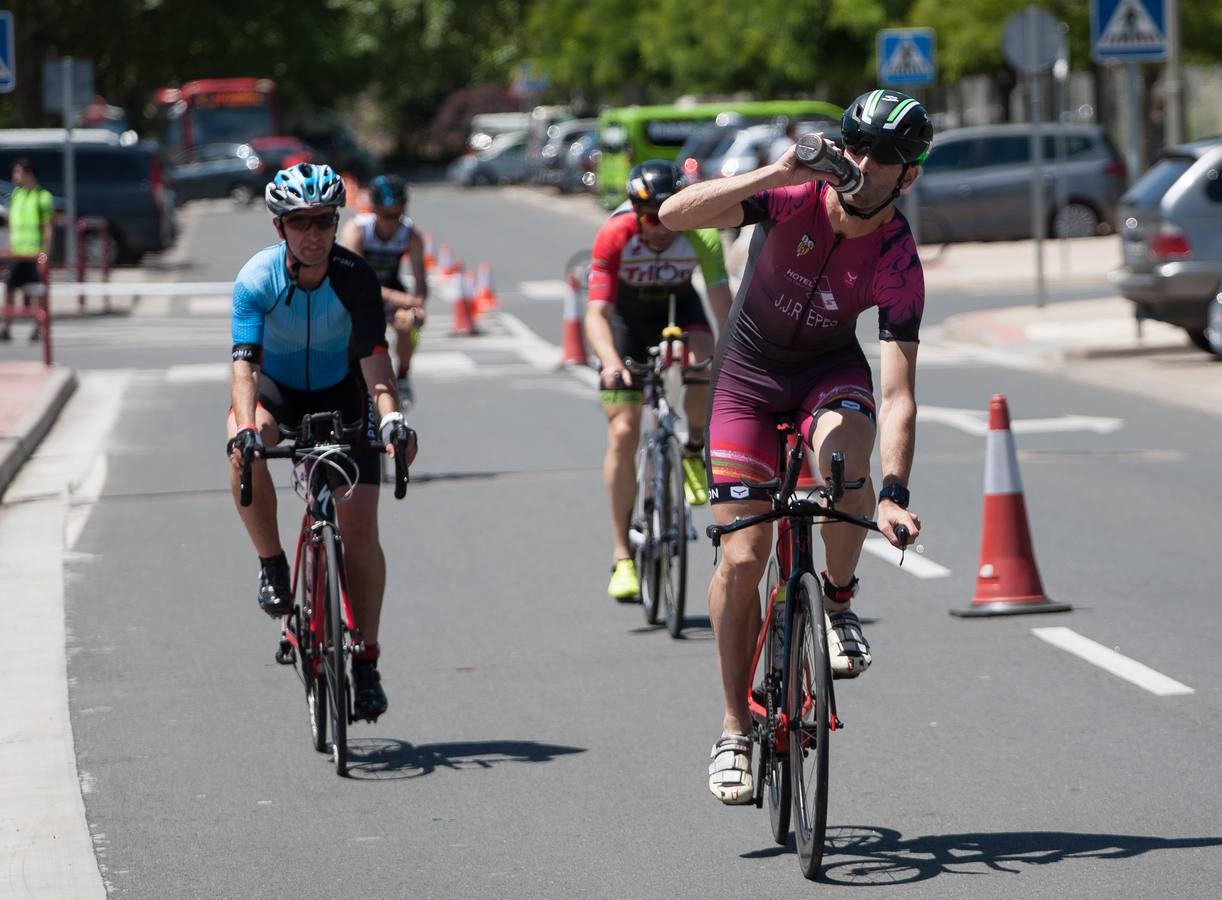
[560,269,588,366]
[473,262,500,320]
[951,394,1071,617]
[422,232,436,274]
[437,244,456,277]
[449,266,477,337]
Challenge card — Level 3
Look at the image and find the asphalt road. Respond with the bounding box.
[5,184,1222,898]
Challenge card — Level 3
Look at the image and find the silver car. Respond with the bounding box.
[1110,138,1222,357]
[446,131,529,187]
[915,123,1126,243]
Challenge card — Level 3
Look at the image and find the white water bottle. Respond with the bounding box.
[794,133,862,195]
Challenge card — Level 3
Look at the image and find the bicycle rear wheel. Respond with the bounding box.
[298,542,327,754]
[634,443,662,623]
[764,559,791,844]
[321,526,349,777]
[661,438,687,638]
[789,572,832,880]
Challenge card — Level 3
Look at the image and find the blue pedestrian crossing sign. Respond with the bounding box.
[877,28,936,87]
[1091,0,1167,63]
[0,12,14,94]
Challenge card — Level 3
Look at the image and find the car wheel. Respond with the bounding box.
[1204,291,1222,359]
[82,227,120,268]
[1051,201,1102,239]
[229,183,256,206]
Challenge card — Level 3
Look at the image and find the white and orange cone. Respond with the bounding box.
[560,268,588,367]
[951,394,1071,617]
[473,262,500,320]
[449,265,477,337]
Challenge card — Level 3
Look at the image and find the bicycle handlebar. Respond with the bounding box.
[237,411,409,507]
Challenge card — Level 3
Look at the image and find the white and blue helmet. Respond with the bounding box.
[264,162,346,217]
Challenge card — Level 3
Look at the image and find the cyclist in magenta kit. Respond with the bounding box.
[659,90,928,804]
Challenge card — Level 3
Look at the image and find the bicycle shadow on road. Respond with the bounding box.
[343,738,586,781]
[743,825,1222,885]
[628,615,713,640]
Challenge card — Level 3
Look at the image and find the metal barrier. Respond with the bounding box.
[74,216,112,310]
[47,214,113,311]
[0,253,53,365]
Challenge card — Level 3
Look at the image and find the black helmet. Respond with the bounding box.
[369,174,408,208]
[841,90,933,166]
[626,160,681,208]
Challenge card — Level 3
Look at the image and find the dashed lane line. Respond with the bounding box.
[1033,626,1194,696]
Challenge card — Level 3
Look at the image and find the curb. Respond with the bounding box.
[939,299,1189,364]
[0,367,78,502]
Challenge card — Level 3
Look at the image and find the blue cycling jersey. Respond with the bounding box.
[231,242,388,391]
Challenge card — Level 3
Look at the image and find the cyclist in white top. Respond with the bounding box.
[339,174,428,405]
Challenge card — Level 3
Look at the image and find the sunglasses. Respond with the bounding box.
[283,212,339,234]
[841,132,909,166]
[637,211,663,227]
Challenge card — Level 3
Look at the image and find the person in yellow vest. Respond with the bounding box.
[1,159,55,342]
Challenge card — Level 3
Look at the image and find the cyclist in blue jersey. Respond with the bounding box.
[226,162,418,723]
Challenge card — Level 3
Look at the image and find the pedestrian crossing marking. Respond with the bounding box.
[880,38,935,81]
[1096,0,1164,51]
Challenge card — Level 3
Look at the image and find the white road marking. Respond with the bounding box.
[861,535,951,578]
[517,279,569,300]
[166,362,229,383]
[919,405,1123,436]
[1033,627,1195,696]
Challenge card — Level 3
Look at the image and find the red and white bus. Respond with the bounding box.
[152,78,279,158]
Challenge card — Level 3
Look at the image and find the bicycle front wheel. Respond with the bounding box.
[322,526,349,777]
[789,572,832,880]
[634,443,662,623]
[764,558,791,844]
[661,438,687,638]
[298,542,327,753]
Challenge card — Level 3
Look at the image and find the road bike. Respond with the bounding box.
[707,418,908,880]
[624,299,709,638]
[239,411,408,776]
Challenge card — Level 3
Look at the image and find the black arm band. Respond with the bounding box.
[231,344,263,364]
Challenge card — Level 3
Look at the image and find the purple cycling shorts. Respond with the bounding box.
[708,342,876,500]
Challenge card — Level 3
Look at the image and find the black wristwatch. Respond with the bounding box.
[878,483,910,509]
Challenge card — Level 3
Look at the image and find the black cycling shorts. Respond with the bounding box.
[610,284,711,365]
[257,372,381,486]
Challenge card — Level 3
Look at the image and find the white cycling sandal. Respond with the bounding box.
[708,732,754,805]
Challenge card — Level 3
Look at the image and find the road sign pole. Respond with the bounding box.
[1025,14,1047,309]
[62,57,77,272]
[1164,0,1182,145]
[1125,62,1143,185]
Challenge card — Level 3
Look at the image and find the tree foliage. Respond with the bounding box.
[4,0,1221,151]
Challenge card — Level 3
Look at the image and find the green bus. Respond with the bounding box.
[596,99,843,208]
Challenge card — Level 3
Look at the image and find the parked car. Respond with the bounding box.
[701,123,785,180]
[914,123,1126,244]
[559,131,599,194]
[446,131,529,187]
[0,129,176,264]
[533,118,598,188]
[1109,138,1222,357]
[170,143,267,205]
[675,114,840,183]
[246,136,316,172]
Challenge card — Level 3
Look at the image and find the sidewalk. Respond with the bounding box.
[0,362,77,501]
[923,236,1189,360]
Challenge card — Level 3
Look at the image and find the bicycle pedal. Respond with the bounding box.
[274,640,296,665]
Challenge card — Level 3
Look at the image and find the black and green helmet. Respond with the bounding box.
[841,90,933,166]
